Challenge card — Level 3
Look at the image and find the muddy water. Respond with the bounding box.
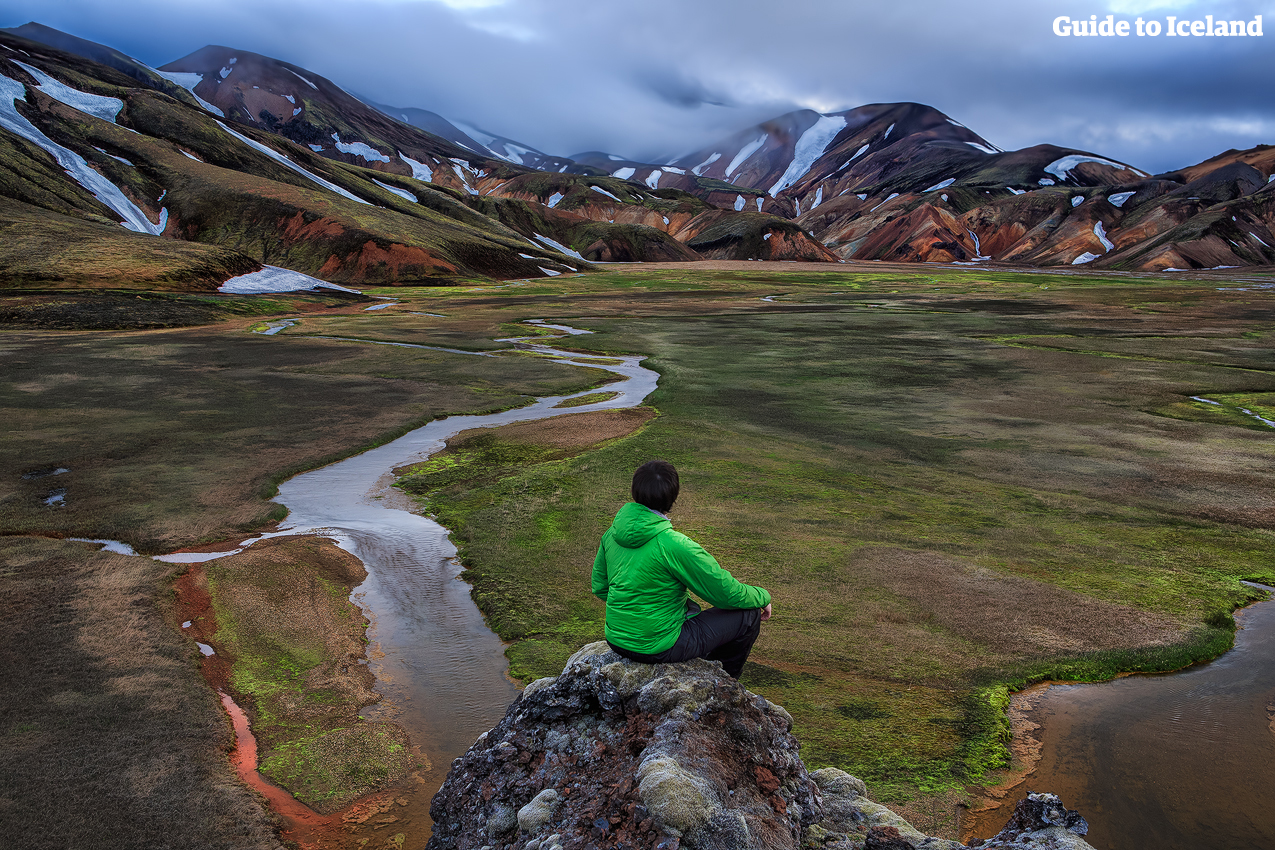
[965,587,1275,850]
[259,333,657,830]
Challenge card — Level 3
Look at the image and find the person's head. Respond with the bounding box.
[632,460,679,513]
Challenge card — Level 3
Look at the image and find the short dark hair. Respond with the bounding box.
[632,460,679,513]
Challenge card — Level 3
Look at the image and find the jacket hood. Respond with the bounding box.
[610,501,671,548]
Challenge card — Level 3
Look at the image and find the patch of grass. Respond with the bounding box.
[201,537,410,812]
[554,391,621,408]
[0,536,279,849]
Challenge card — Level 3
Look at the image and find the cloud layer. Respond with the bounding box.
[4,0,1272,172]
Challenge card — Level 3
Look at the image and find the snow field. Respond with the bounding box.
[691,152,721,176]
[725,134,766,177]
[154,70,224,116]
[533,234,585,260]
[372,178,417,202]
[14,61,123,122]
[332,132,389,163]
[219,265,358,294]
[399,153,434,182]
[1045,154,1137,181]
[1094,221,1114,251]
[769,114,847,196]
[0,73,165,235]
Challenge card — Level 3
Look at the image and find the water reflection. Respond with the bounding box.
[969,585,1275,850]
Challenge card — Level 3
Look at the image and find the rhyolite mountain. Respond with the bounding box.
[1,21,1272,292]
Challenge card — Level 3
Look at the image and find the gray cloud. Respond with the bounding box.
[2,0,1271,172]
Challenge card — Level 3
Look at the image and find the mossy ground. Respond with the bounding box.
[201,537,414,813]
[389,266,1275,835]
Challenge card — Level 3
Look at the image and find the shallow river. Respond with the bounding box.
[966,586,1275,849]
[261,331,657,784]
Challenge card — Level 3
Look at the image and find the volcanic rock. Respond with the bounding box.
[426,642,1097,850]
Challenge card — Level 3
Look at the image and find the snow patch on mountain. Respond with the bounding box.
[923,178,956,192]
[373,178,416,202]
[451,164,478,194]
[1071,196,1084,207]
[533,234,585,260]
[287,68,318,90]
[94,146,132,165]
[811,186,823,208]
[331,132,389,163]
[0,73,166,235]
[399,153,433,182]
[967,142,999,155]
[155,70,224,116]
[219,121,369,204]
[1094,221,1113,251]
[756,197,764,211]
[769,115,847,196]
[883,123,895,140]
[734,194,746,211]
[870,193,900,212]
[644,169,661,189]
[1107,191,1135,208]
[546,192,564,208]
[1072,252,1099,264]
[220,265,357,294]
[14,61,122,122]
[1007,187,1026,195]
[692,152,721,176]
[612,167,636,180]
[1045,154,1135,181]
[725,135,767,177]
[590,185,621,202]
[839,144,870,171]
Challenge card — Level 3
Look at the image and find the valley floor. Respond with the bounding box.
[3,265,1273,846]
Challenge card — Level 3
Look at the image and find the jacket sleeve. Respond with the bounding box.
[662,531,770,610]
[591,538,609,602]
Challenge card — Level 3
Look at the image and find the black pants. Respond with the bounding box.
[609,606,762,679]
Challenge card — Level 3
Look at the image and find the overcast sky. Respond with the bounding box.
[5,0,1274,172]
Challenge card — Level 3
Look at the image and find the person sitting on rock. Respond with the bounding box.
[591,459,772,679]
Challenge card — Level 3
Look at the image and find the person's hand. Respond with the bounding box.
[760,603,772,621]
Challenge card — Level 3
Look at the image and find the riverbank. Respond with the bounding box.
[962,585,1275,848]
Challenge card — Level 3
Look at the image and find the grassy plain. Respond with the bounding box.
[5,265,1275,843]
[0,291,619,848]
[393,266,1275,833]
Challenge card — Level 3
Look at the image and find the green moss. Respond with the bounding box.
[257,723,412,813]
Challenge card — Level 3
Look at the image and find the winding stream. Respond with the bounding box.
[256,329,657,780]
[965,585,1275,849]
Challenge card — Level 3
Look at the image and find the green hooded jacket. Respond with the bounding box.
[591,502,771,654]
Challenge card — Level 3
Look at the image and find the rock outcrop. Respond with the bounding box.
[426,642,1096,850]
